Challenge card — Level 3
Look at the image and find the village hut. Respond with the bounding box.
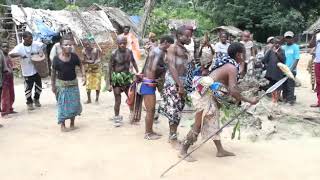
[168,19,197,30]
[1,4,118,71]
[211,25,243,37]
[87,3,138,36]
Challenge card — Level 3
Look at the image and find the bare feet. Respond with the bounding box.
[178,153,197,162]
[216,149,236,157]
[61,126,69,132]
[152,131,162,136]
[310,104,320,108]
[9,111,18,114]
[27,104,35,111]
[84,100,92,104]
[130,121,140,126]
[169,139,182,150]
[144,132,161,140]
[1,112,10,117]
[69,126,78,131]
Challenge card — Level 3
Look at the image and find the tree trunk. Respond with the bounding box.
[138,0,156,38]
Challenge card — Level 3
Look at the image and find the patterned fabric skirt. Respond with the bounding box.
[185,62,195,94]
[56,79,82,124]
[158,77,185,126]
[86,64,102,90]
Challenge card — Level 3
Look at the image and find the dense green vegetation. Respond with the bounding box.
[3,0,320,42]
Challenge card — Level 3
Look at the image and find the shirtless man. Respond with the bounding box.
[82,39,102,103]
[110,36,139,127]
[141,35,174,140]
[179,42,258,161]
[159,25,194,148]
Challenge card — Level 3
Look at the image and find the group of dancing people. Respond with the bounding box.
[107,25,259,161]
[1,25,261,161]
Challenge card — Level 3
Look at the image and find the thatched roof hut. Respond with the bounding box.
[304,18,320,34]
[211,25,243,37]
[10,5,116,44]
[7,4,118,65]
[87,4,138,35]
[168,19,197,30]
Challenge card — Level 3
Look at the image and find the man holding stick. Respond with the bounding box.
[179,42,258,162]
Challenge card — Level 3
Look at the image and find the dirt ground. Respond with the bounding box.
[0,54,320,180]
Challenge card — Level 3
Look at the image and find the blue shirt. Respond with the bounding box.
[315,41,320,63]
[282,44,300,70]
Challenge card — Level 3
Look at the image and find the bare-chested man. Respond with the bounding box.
[141,35,174,140]
[110,36,139,127]
[82,39,102,104]
[179,42,258,162]
[159,25,194,148]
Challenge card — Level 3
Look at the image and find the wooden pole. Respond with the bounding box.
[0,4,11,8]
[14,24,20,44]
[18,4,34,33]
[138,0,156,38]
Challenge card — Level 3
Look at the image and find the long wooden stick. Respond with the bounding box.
[160,77,288,178]
[160,107,249,178]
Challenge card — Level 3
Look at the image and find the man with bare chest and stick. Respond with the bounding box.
[110,36,139,127]
[159,25,194,148]
[82,39,102,104]
[140,35,174,140]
